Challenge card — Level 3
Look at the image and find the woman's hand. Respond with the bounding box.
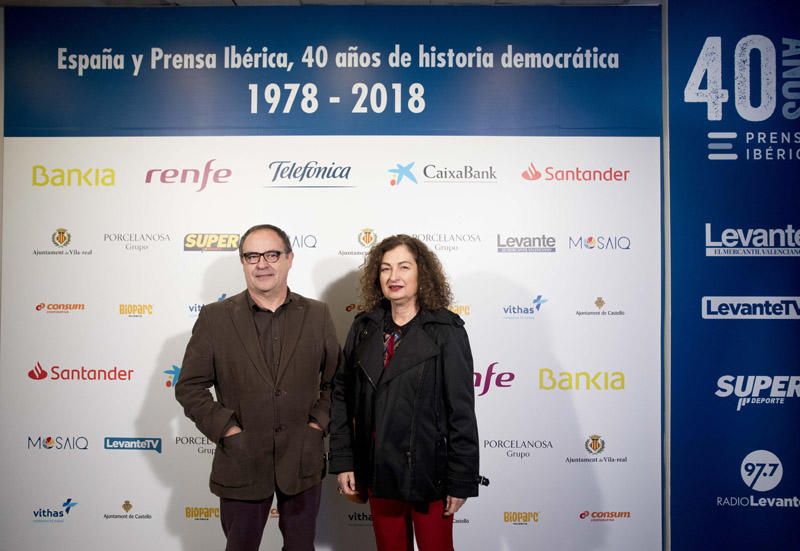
[444,496,466,516]
[337,472,357,496]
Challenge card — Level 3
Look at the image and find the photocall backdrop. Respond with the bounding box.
[668,0,800,549]
[1,7,663,551]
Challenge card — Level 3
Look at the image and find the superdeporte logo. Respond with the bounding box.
[521,162,630,183]
[145,159,231,192]
[33,498,78,523]
[705,223,800,256]
[716,375,799,411]
[184,233,239,251]
[27,361,133,382]
[717,450,799,509]
[104,437,162,453]
[702,297,800,319]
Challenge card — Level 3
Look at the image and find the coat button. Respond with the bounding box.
[274,389,282,396]
[275,425,285,433]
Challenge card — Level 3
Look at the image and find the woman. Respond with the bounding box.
[329,234,483,551]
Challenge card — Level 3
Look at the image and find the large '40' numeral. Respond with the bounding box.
[684,35,776,122]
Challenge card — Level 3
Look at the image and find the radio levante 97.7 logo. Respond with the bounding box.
[684,36,800,161]
[717,450,798,509]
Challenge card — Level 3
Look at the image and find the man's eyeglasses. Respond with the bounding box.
[241,250,287,264]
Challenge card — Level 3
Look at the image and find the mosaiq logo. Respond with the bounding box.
[715,374,800,411]
[717,450,799,509]
[145,159,231,192]
[521,162,630,183]
[28,435,89,451]
[27,361,133,382]
[266,160,353,188]
[569,235,631,250]
[705,223,800,256]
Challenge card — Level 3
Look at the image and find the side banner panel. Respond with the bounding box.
[1,7,662,551]
[669,1,800,548]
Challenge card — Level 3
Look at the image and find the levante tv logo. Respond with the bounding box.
[33,498,78,523]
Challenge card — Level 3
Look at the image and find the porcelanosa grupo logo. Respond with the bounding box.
[520,161,630,183]
[702,297,800,319]
[705,223,800,256]
[502,295,547,320]
[265,160,353,188]
[388,162,417,186]
[104,232,172,253]
[175,434,215,455]
[410,232,481,254]
[33,498,78,523]
[484,438,553,461]
[145,159,231,192]
[717,450,798,509]
[27,361,134,382]
[715,374,799,411]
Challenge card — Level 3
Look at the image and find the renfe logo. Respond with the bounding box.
[474,362,514,396]
[702,297,800,319]
[145,159,231,192]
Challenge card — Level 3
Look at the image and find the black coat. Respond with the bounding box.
[329,306,480,502]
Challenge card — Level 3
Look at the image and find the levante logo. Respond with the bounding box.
[717,450,799,509]
[104,437,162,454]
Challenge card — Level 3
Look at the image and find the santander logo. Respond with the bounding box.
[521,163,542,181]
[28,362,48,380]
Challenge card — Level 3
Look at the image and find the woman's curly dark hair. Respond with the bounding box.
[360,234,453,312]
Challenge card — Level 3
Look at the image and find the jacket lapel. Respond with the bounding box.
[275,294,307,385]
[229,291,274,387]
[354,320,385,389]
[380,322,439,385]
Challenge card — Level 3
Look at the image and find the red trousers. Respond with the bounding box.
[368,495,454,551]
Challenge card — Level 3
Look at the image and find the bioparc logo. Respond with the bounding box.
[119,304,154,317]
[33,498,78,523]
[33,228,93,257]
[717,450,799,509]
[502,295,547,320]
[28,362,133,382]
[145,159,231,192]
[579,510,631,522]
[568,235,631,251]
[521,162,630,183]
[185,506,221,521]
[338,228,378,257]
[28,435,89,451]
[474,362,515,397]
[184,233,239,252]
[484,438,554,460]
[164,365,182,389]
[715,374,800,412]
[36,302,85,314]
[503,512,540,526]
[388,162,417,187]
[104,437,162,454]
[265,160,353,188]
[705,223,800,256]
[565,435,628,465]
[702,297,800,319]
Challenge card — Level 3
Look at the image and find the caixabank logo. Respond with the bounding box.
[33,498,78,523]
[705,223,800,256]
[717,450,799,509]
[388,162,417,187]
[716,374,800,412]
[27,361,133,382]
[421,163,497,185]
[521,162,630,183]
[28,435,89,451]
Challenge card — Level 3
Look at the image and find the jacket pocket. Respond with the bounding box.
[211,431,254,488]
[300,424,325,478]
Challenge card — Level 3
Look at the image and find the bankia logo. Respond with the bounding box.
[104,232,172,253]
[717,450,799,509]
[715,375,800,411]
[33,228,92,257]
[569,235,631,250]
[496,233,556,253]
[266,160,353,188]
[484,438,553,460]
[28,435,89,451]
[145,159,231,192]
[164,365,182,389]
[33,164,115,188]
[410,232,481,253]
[705,223,800,256]
[35,302,86,314]
[27,361,133,382]
[520,162,630,183]
[538,368,625,391]
[104,437,162,454]
[33,498,78,523]
[388,162,417,187]
[702,297,800,319]
[474,362,515,396]
[422,163,497,184]
[184,233,239,252]
[502,295,547,320]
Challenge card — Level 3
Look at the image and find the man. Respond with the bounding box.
[176,224,340,551]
